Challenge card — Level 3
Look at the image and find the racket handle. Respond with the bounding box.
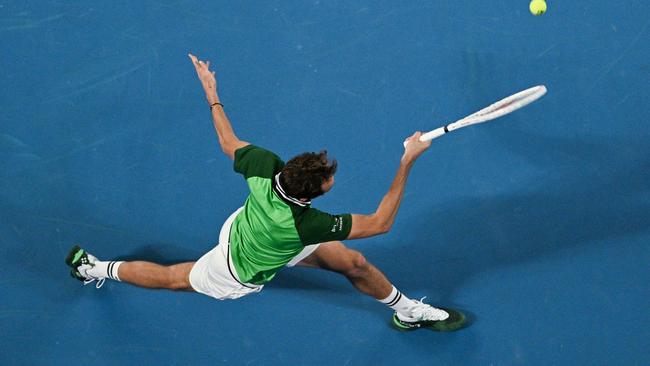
[403,127,446,147]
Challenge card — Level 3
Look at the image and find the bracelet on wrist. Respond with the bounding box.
[209,102,224,111]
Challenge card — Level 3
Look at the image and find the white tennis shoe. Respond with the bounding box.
[397,297,450,322]
[392,297,467,331]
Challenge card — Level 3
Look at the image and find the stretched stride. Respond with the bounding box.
[65,53,466,331]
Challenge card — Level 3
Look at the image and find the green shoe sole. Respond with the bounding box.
[65,245,84,267]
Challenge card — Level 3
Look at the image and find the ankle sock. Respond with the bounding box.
[378,286,416,318]
[87,261,123,281]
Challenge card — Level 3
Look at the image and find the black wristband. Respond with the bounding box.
[209,102,224,110]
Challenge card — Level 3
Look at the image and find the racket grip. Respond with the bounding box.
[403,127,446,147]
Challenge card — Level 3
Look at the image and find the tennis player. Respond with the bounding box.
[65,54,466,331]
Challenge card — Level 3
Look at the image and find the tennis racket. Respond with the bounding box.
[404,85,547,146]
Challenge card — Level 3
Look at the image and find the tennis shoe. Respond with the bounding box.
[392,297,467,332]
[65,245,105,288]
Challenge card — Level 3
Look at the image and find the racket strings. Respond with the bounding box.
[454,86,546,127]
[415,85,546,143]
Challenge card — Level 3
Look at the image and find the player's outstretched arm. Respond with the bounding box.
[347,132,431,239]
[189,53,249,160]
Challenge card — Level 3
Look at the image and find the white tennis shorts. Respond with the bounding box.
[189,207,320,300]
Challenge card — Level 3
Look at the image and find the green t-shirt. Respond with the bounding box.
[230,145,352,285]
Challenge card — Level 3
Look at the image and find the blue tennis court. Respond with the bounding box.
[2,1,649,365]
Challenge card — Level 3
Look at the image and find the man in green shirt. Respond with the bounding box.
[65,54,466,331]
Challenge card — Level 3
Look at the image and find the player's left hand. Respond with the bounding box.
[188,53,218,97]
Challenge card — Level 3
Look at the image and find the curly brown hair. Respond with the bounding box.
[280,151,337,199]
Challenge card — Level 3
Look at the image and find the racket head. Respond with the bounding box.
[448,85,547,131]
[408,85,547,145]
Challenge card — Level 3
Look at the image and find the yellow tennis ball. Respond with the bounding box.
[529,0,547,16]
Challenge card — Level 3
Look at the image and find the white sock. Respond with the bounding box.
[379,286,417,317]
[87,261,123,281]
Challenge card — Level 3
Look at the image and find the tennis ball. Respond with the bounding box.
[529,0,547,16]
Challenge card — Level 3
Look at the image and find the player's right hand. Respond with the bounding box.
[401,131,431,164]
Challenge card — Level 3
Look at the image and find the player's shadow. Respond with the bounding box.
[368,133,650,304]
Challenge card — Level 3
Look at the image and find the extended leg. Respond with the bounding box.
[66,245,195,291]
[118,261,195,290]
[296,241,467,331]
[296,241,392,300]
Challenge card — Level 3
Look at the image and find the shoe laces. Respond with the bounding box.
[83,277,105,289]
[409,297,449,321]
[77,260,104,289]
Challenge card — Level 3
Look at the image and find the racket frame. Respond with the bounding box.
[407,85,547,145]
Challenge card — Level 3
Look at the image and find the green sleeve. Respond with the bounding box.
[233,145,285,179]
[295,208,352,245]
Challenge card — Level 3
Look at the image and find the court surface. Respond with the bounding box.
[1,1,649,365]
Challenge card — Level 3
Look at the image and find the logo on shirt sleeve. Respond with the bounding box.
[330,216,343,232]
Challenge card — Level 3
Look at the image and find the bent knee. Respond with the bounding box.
[350,250,367,269]
[343,250,369,276]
